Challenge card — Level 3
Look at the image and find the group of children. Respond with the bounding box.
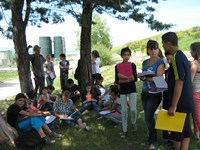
[6,32,198,150]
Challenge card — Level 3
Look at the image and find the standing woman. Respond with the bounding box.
[44,54,56,86]
[139,40,165,149]
[190,42,200,140]
[91,50,101,83]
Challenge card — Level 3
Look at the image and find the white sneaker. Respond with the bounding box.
[139,110,144,114]
[79,123,86,130]
[85,126,91,131]
[149,144,156,149]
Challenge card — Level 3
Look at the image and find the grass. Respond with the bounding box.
[0,52,199,149]
[0,71,18,82]
[1,62,200,150]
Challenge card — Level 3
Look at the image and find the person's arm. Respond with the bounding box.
[190,61,197,82]
[168,80,183,116]
[146,63,165,82]
[132,63,138,82]
[51,62,56,78]
[109,97,118,111]
[66,60,70,70]
[19,109,42,117]
[54,110,68,118]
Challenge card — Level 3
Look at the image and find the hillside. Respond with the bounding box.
[111,26,200,54]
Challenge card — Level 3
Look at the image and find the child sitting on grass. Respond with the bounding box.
[53,91,89,130]
[79,82,101,114]
[37,87,54,113]
[7,93,55,143]
[101,85,122,124]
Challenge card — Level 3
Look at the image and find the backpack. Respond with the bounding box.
[15,128,45,150]
[74,66,80,80]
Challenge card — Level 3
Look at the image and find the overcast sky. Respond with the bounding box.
[0,0,200,50]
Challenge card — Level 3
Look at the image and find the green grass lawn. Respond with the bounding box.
[0,71,18,82]
[1,65,200,150]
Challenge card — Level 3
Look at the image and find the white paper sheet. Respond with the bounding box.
[45,115,56,124]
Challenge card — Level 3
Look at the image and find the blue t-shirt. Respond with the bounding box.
[168,50,194,113]
[59,60,70,74]
[142,58,164,91]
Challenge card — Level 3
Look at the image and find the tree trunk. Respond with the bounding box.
[80,0,93,92]
[0,114,18,147]
[11,1,33,93]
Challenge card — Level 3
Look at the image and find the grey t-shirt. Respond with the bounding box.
[30,54,46,77]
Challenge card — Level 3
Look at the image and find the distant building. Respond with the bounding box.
[0,48,14,65]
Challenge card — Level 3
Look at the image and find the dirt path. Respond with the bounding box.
[0,78,20,100]
[0,54,80,101]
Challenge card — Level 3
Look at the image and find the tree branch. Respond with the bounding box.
[24,0,31,27]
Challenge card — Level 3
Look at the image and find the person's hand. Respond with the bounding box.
[42,111,51,116]
[75,90,80,95]
[168,105,177,116]
[139,76,146,81]
[73,108,78,112]
[27,45,32,49]
[60,114,68,118]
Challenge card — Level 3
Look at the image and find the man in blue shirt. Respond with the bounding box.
[162,32,194,150]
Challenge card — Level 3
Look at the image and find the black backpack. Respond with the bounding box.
[15,128,45,150]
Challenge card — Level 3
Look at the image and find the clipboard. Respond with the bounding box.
[155,110,186,132]
[116,62,133,77]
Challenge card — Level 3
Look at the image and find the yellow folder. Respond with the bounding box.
[155,110,186,132]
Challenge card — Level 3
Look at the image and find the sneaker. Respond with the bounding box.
[79,123,87,130]
[149,144,156,150]
[139,110,144,114]
[120,132,127,138]
[132,124,137,131]
[85,126,91,131]
[44,136,55,144]
[49,132,63,138]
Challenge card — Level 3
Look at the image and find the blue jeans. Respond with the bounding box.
[141,92,161,144]
[46,76,54,86]
[79,101,100,113]
[60,72,68,91]
[18,116,46,132]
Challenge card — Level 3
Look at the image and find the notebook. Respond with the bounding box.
[138,70,155,77]
[116,62,133,78]
[155,109,186,132]
[149,76,168,94]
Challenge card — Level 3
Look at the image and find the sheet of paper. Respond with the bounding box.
[60,117,75,121]
[99,110,112,115]
[153,76,168,89]
[49,72,55,79]
[45,115,56,124]
[155,110,186,132]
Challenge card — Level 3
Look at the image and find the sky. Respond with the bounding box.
[0,0,200,50]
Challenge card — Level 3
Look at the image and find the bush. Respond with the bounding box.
[92,43,113,67]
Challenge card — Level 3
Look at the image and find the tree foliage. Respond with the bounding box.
[76,14,112,50]
[91,14,112,49]
[0,0,173,93]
